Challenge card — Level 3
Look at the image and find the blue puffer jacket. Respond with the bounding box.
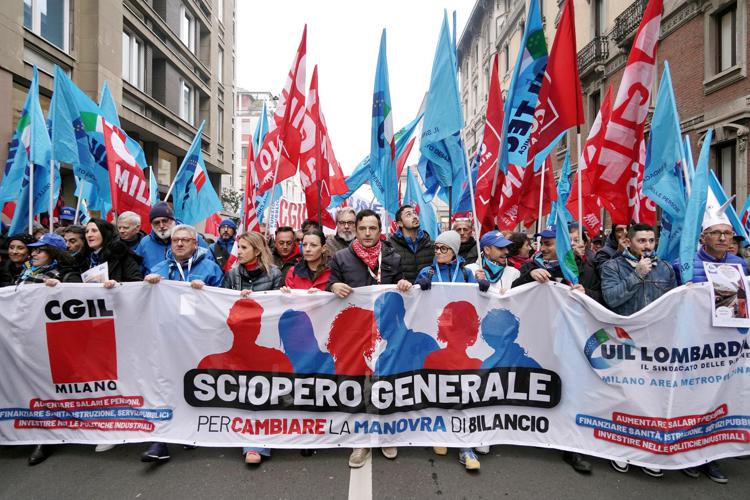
[415,255,477,284]
[601,251,677,316]
[673,247,748,284]
[150,247,224,286]
[136,231,211,274]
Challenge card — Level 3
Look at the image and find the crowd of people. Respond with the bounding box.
[0,200,746,483]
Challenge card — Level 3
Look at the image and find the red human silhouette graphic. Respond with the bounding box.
[423,301,482,370]
[198,298,293,372]
[326,306,379,376]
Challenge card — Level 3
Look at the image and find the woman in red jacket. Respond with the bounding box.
[282,228,331,291]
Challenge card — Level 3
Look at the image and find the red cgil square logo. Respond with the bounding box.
[46,319,118,384]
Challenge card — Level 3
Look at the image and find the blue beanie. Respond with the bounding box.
[219,219,237,230]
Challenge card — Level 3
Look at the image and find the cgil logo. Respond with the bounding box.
[44,299,118,385]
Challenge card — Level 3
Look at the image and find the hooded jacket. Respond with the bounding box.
[416,255,477,284]
[151,247,223,286]
[87,241,143,282]
[136,230,211,274]
[673,247,748,284]
[285,259,331,291]
[210,236,234,270]
[388,229,433,283]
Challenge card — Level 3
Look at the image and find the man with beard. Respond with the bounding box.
[135,202,210,274]
[388,204,433,283]
[326,207,357,255]
[209,219,237,270]
[452,218,478,264]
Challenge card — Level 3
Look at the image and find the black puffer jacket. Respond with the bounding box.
[388,231,433,283]
[327,241,404,290]
[0,261,25,287]
[459,238,479,265]
[86,241,143,282]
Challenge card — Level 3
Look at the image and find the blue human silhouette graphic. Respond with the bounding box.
[374,292,438,375]
[480,309,540,369]
[278,309,335,374]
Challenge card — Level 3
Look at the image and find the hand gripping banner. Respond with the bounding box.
[1,282,749,469]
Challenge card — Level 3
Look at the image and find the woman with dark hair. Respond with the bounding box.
[84,218,143,287]
[506,232,532,269]
[282,229,331,292]
[0,233,34,286]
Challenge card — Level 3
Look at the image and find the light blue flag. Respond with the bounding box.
[709,170,750,246]
[548,152,573,225]
[644,63,686,217]
[403,166,439,239]
[170,121,223,224]
[329,114,422,208]
[498,0,548,172]
[149,166,160,204]
[683,135,695,180]
[678,129,713,283]
[370,29,398,217]
[555,206,579,285]
[656,211,682,262]
[256,185,282,224]
[8,67,55,234]
[419,10,464,188]
[739,195,750,237]
[253,101,269,152]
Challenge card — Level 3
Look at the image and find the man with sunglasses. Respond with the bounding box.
[272,226,302,281]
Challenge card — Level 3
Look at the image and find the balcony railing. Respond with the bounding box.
[612,0,648,45]
[577,36,609,74]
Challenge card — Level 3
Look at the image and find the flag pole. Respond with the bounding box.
[73,179,83,225]
[48,160,54,232]
[317,179,322,225]
[536,158,546,237]
[576,129,583,237]
[266,136,284,228]
[28,162,34,235]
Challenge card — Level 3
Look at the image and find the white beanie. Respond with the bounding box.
[435,230,461,257]
[701,187,733,231]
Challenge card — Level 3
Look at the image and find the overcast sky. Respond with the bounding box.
[235,1,473,174]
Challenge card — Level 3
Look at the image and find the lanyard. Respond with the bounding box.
[366,252,382,284]
[175,256,193,282]
[434,261,461,283]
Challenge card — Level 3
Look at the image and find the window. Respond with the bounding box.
[241,145,248,161]
[23,0,69,52]
[714,142,736,198]
[589,91,601,125]
[218,48,224,85]
[122,32,144,90]
[180,79,195,125]
[717,5,737,72]
[217,108,224,142]
[503,44,509,74]
[180,5,196,53]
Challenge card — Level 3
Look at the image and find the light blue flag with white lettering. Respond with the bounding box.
[370,29,398,217]
[644,63,686,218]
[678,129,713,283]
[404,166,439,239]
[253,101,269,152]
[498,0,548,173]
[419,10,464,188]
[555,205,579,285]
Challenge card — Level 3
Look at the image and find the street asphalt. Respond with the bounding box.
[1,443,748,499]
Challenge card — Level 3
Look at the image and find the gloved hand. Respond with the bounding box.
[416,269,434,291]
[477,279,490,292]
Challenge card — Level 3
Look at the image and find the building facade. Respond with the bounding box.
[458,0,750,223]
[231,89,275,191]
[0,0,235,209]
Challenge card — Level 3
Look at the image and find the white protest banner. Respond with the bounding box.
[1,282,749,469]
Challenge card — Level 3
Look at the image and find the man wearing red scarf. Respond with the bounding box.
[326,209,411,469]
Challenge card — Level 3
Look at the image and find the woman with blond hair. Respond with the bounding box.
[222,231,282,296]
[220,231,281,465]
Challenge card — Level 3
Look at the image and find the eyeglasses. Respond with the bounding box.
[337,220,356,227]
[705,230,735,239]
[434,245,452,254]
[172,237,195,244]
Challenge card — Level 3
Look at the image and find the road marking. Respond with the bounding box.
[347,450,372,500]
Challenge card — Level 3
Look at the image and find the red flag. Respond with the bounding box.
[242,140,261,233]
[526,0,584,166]
[595,0,663,224]
[204,213,222,236]
[298,65,339,228]
[517,157,557,228]
[473,53,504,233]
[102,122,151,233]
[256,26,307,194]
[566,86,613,235]
[495,163,525,231]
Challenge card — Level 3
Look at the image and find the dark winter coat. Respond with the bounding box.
[86,241,144,282]
[388,229,433,283]
[459,237,479,265]
[0,261,25,287]
[327,242,404,290]
[222,264,282,291]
